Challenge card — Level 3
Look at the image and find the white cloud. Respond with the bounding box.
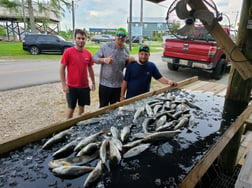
[60,0,242,31]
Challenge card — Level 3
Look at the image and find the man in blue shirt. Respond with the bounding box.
[120,45,177,100]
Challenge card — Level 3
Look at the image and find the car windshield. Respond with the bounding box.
[57,35,66,41]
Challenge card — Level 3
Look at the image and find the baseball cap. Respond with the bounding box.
[115,27,127,36]
[139,45,150,53]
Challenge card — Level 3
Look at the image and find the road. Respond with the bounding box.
[0,52,229,91]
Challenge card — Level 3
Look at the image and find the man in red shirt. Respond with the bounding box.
[60,29,96,119]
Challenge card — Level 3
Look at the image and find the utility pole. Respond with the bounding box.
[140,0,143,44]
[129,0,132,51]
[72,0,75,40]
[234,11,239,28]
[21,0,26,33]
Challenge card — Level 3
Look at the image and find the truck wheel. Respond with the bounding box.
[211,59,226,80]
[167,62,179,71]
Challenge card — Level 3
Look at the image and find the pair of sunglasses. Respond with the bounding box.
[139,45,150,52]
[116,33,126,38]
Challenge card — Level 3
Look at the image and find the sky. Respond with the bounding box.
[60,0,242,31]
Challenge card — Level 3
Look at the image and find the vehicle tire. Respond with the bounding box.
[167,62,179,71]
[62,47,69,54]
[94,40,100,44]
[211,58,226,80]
[30,46,40,55]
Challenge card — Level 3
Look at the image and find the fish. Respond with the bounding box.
[171,110,184,119]
[120,124,132,143]
[83,160,104,188]
[142,117,154,133]
[145,103,154,117]
[173,117,189,130]
[142,130,181,143]
[133,132,153,139]
[52,165,94,177]
[184,99,202,110]
[118,105,135,112]
[74,130,103,152]
[109,140,122,165]
[153,104,163,114]
[77,142,100,156]
[155,115,167,128]
[110,137,123,151]
[110,126,119,139]
[123,139,144,149]
[176,102,189,112]
[42,127,74,149]
[52,137,82,158]
[123,143,151,158]
[132,106,145,123]
[99,138,109,164]
[155,120,178,132]
[163,101,171,110]
[166,93,176,100]
[48,151,99,169]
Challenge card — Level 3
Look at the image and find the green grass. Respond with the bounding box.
[0,41,162,60]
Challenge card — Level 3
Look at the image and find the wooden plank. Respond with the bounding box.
[196,82,218,93]
[0,76,199,155]
[216,89,227,97]
[189,0,252,80]
[180,80,207,91]
[210,84,227,95]
[201,83,227,96]
[179,104,252,188]
[238,131,252,165]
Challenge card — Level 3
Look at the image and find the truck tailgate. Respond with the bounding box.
[163,39,217,62]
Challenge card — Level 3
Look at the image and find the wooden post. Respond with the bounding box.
[220,0,252,174]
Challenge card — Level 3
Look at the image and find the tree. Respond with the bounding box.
[0,0,71,33]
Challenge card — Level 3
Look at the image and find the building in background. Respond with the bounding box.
[128,17,169,38]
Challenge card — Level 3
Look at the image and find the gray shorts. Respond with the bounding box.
[66,86,90,109]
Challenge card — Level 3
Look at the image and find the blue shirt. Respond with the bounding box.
[124,61,162,99]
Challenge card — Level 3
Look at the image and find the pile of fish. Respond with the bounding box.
[42,90,202,187]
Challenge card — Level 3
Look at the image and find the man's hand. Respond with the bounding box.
[62,84,69,93]
[103,55,113,64]
[168,80,178,87]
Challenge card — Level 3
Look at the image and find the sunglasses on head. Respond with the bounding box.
[116,33,126,38]
[139,46,150,52]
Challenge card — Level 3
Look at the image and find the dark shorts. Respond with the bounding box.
[99,84,121,108]
[66,86,90,109]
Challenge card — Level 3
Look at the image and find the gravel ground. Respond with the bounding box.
[0,80,164,143]
[0,82,99,143]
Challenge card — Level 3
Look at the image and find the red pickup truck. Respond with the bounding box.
[162,26,231,79]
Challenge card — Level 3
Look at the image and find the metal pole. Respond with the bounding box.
[72,0,75,40]
[234,11,239,28]
[129,0,132,51]
[140,0,143,43]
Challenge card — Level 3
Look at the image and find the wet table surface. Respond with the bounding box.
[0,89,228,188]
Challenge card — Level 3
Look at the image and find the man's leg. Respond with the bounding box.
[66,108,74,119]
[78,106,85,116]
[110,87,121,104]
[99,84,110,108]
[66,86,77,119]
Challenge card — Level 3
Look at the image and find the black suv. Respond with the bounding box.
[23,33,74,55]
